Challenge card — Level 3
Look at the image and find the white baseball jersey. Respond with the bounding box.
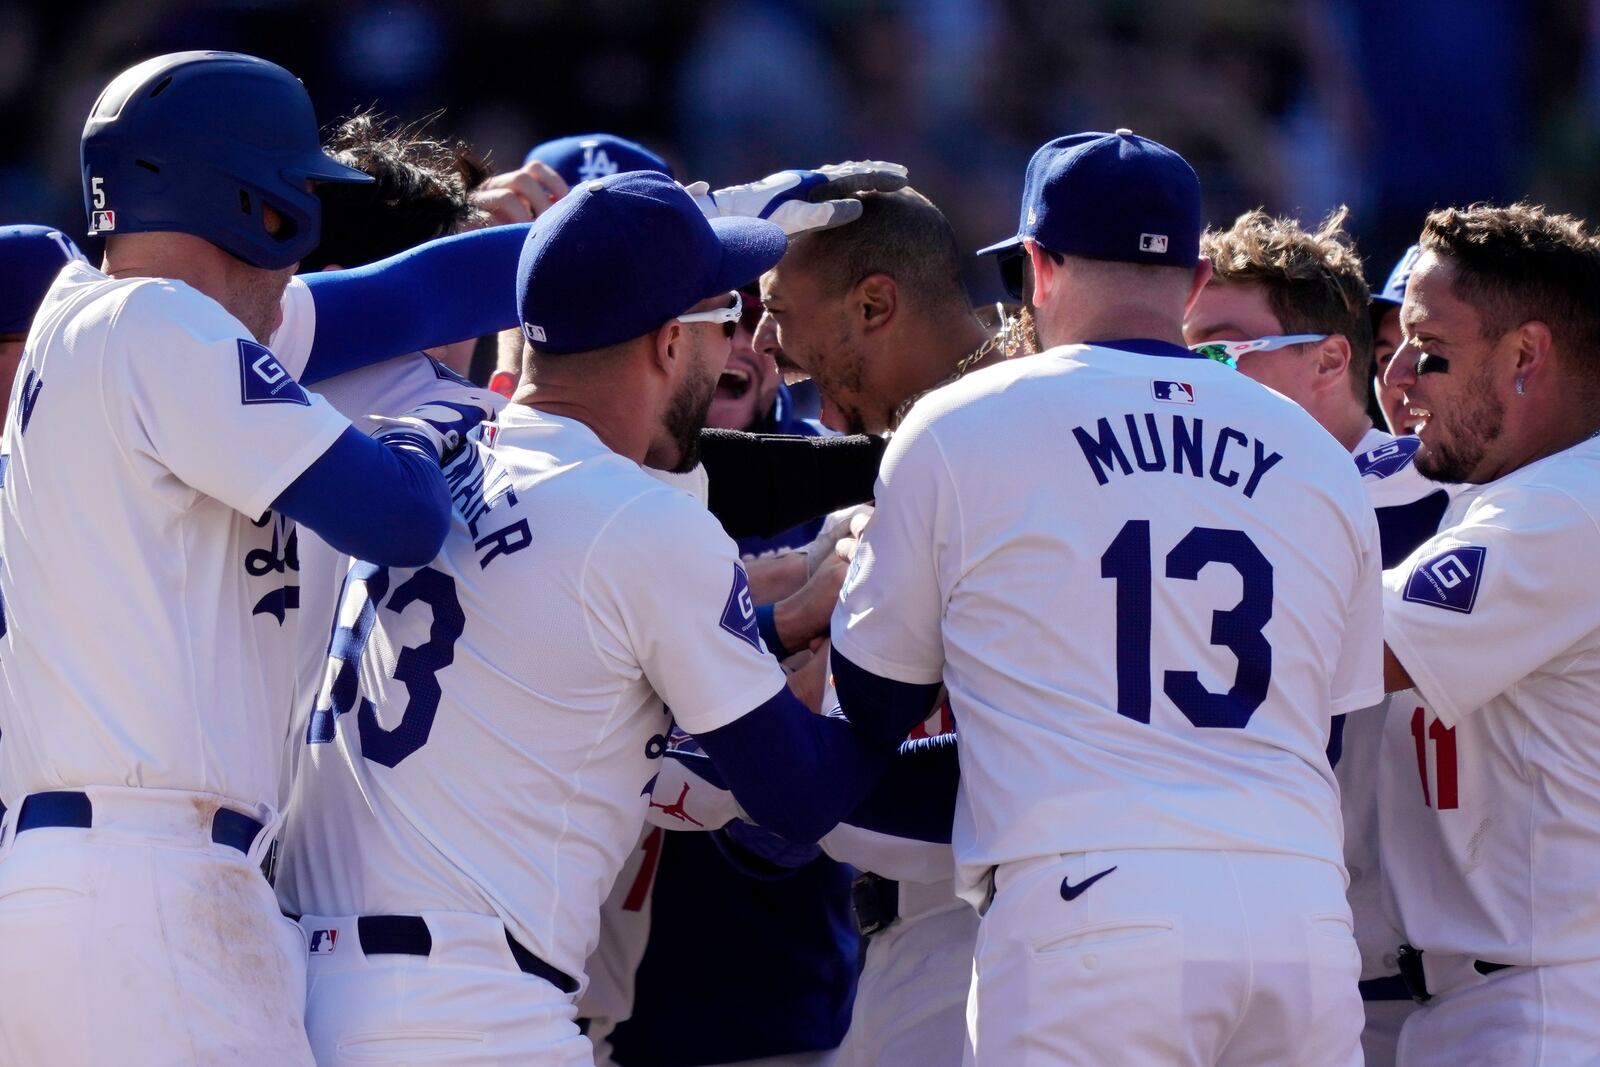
[281,353,501,808]
[1341,426,1458,982]
[0,263,345,811]
[1379,436,1600,965]
[276,405,789,985]
[832,342,1384,907]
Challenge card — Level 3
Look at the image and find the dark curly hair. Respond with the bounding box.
[299,110,488,272]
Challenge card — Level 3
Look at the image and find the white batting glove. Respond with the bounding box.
[802,505,874,577]
[685,161,909,236]
[642,748,747,832]
[372,394,499,465]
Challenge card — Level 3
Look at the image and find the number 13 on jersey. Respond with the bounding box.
[307,561,465,767]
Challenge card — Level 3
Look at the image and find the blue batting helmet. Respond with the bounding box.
[80,51,372,270]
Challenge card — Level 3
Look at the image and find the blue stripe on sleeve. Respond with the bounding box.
[830,647,946,749]
[300,224,530,383]
[271,426,451,566]
[693,685,893,844]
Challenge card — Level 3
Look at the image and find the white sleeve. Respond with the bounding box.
[269,276,317,378]
[820,822,956,884]
[1383,485,1600,726]
[830,415,956,685]
[111,283,349,519]
[584,489,790,735]
[1331,503,1386,714]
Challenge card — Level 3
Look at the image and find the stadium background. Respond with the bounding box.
[2,0,1595,300]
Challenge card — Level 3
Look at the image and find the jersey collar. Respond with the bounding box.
[1093,338,1208,361]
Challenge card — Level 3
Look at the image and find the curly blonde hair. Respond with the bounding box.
[1201,207,1373,400]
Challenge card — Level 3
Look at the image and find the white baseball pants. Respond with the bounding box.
[299,911,591,1066]
[1395,953,1600,1067]
[970,849,1362,1067]
[0,786,312,1066]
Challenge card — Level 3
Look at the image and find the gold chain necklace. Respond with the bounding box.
[891,331,1004,431]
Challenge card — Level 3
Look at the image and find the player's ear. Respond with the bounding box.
[1026,240,1057,307]
[1312,334,1352,390]
[1184,257,1214,317]
[648,320,682,377]
[855,273,897,333]
[1507,319,1553,392]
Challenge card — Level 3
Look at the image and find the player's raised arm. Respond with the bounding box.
[294,223,530,383]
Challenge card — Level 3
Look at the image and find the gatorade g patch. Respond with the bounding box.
[239,339,310,406]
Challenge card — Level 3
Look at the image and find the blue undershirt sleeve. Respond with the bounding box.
[831,647,947,749]
[841,732,959,843]
[300,224,531,383]
[693,686,895,844]
[271,426,451,566]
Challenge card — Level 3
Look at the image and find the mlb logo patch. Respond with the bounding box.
[238,340,310,406]
[1403,545,1486,614]
[1356,437,1421,479]
[308,929,338,954]
[90,210,116,233]
[1139,233,1168,254]
[1151,380,1194,404]
[719,563,762,651]
[524,322,547,344]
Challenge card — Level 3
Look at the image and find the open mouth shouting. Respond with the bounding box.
[716,365,753,401]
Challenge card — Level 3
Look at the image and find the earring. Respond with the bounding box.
[1515,377,1526,396]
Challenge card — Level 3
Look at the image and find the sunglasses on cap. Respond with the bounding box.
[1187,334,1329,369]
[674,291,743,339]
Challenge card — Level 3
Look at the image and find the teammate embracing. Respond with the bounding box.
[836,131,1383,1066]
[278,170,910,1066]
[1378,203,1600,1066]
[0,52,525,1065]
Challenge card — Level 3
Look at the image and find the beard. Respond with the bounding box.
[1414,364,1504,483]
[662,349,719,473]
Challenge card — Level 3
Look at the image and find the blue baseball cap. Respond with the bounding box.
[0,225,86,334]
[517,170,786,354]
[1371,244,1421,309]
[523,133,674,187]
[978,129,1202,268]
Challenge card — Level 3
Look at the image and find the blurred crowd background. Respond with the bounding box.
[4,0,1596,301]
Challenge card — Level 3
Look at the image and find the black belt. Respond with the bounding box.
[356,914,578,995]
[1396,943,1511,1003]
[1357,974,1412,1002]
[14,791,263,854]
[850,872,899,936]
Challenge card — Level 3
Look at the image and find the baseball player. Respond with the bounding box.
[834,131,1382,1065]
[279,111,513,809]
[0,51,527,1065]
[752,186,1004,1067]
[276,170,912,1066]
[758,187,1000,436]
[0,225,87,426]
[1184,209,1457,1066]
[1370,245,1423,436]
[1376,203,1600,1065]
